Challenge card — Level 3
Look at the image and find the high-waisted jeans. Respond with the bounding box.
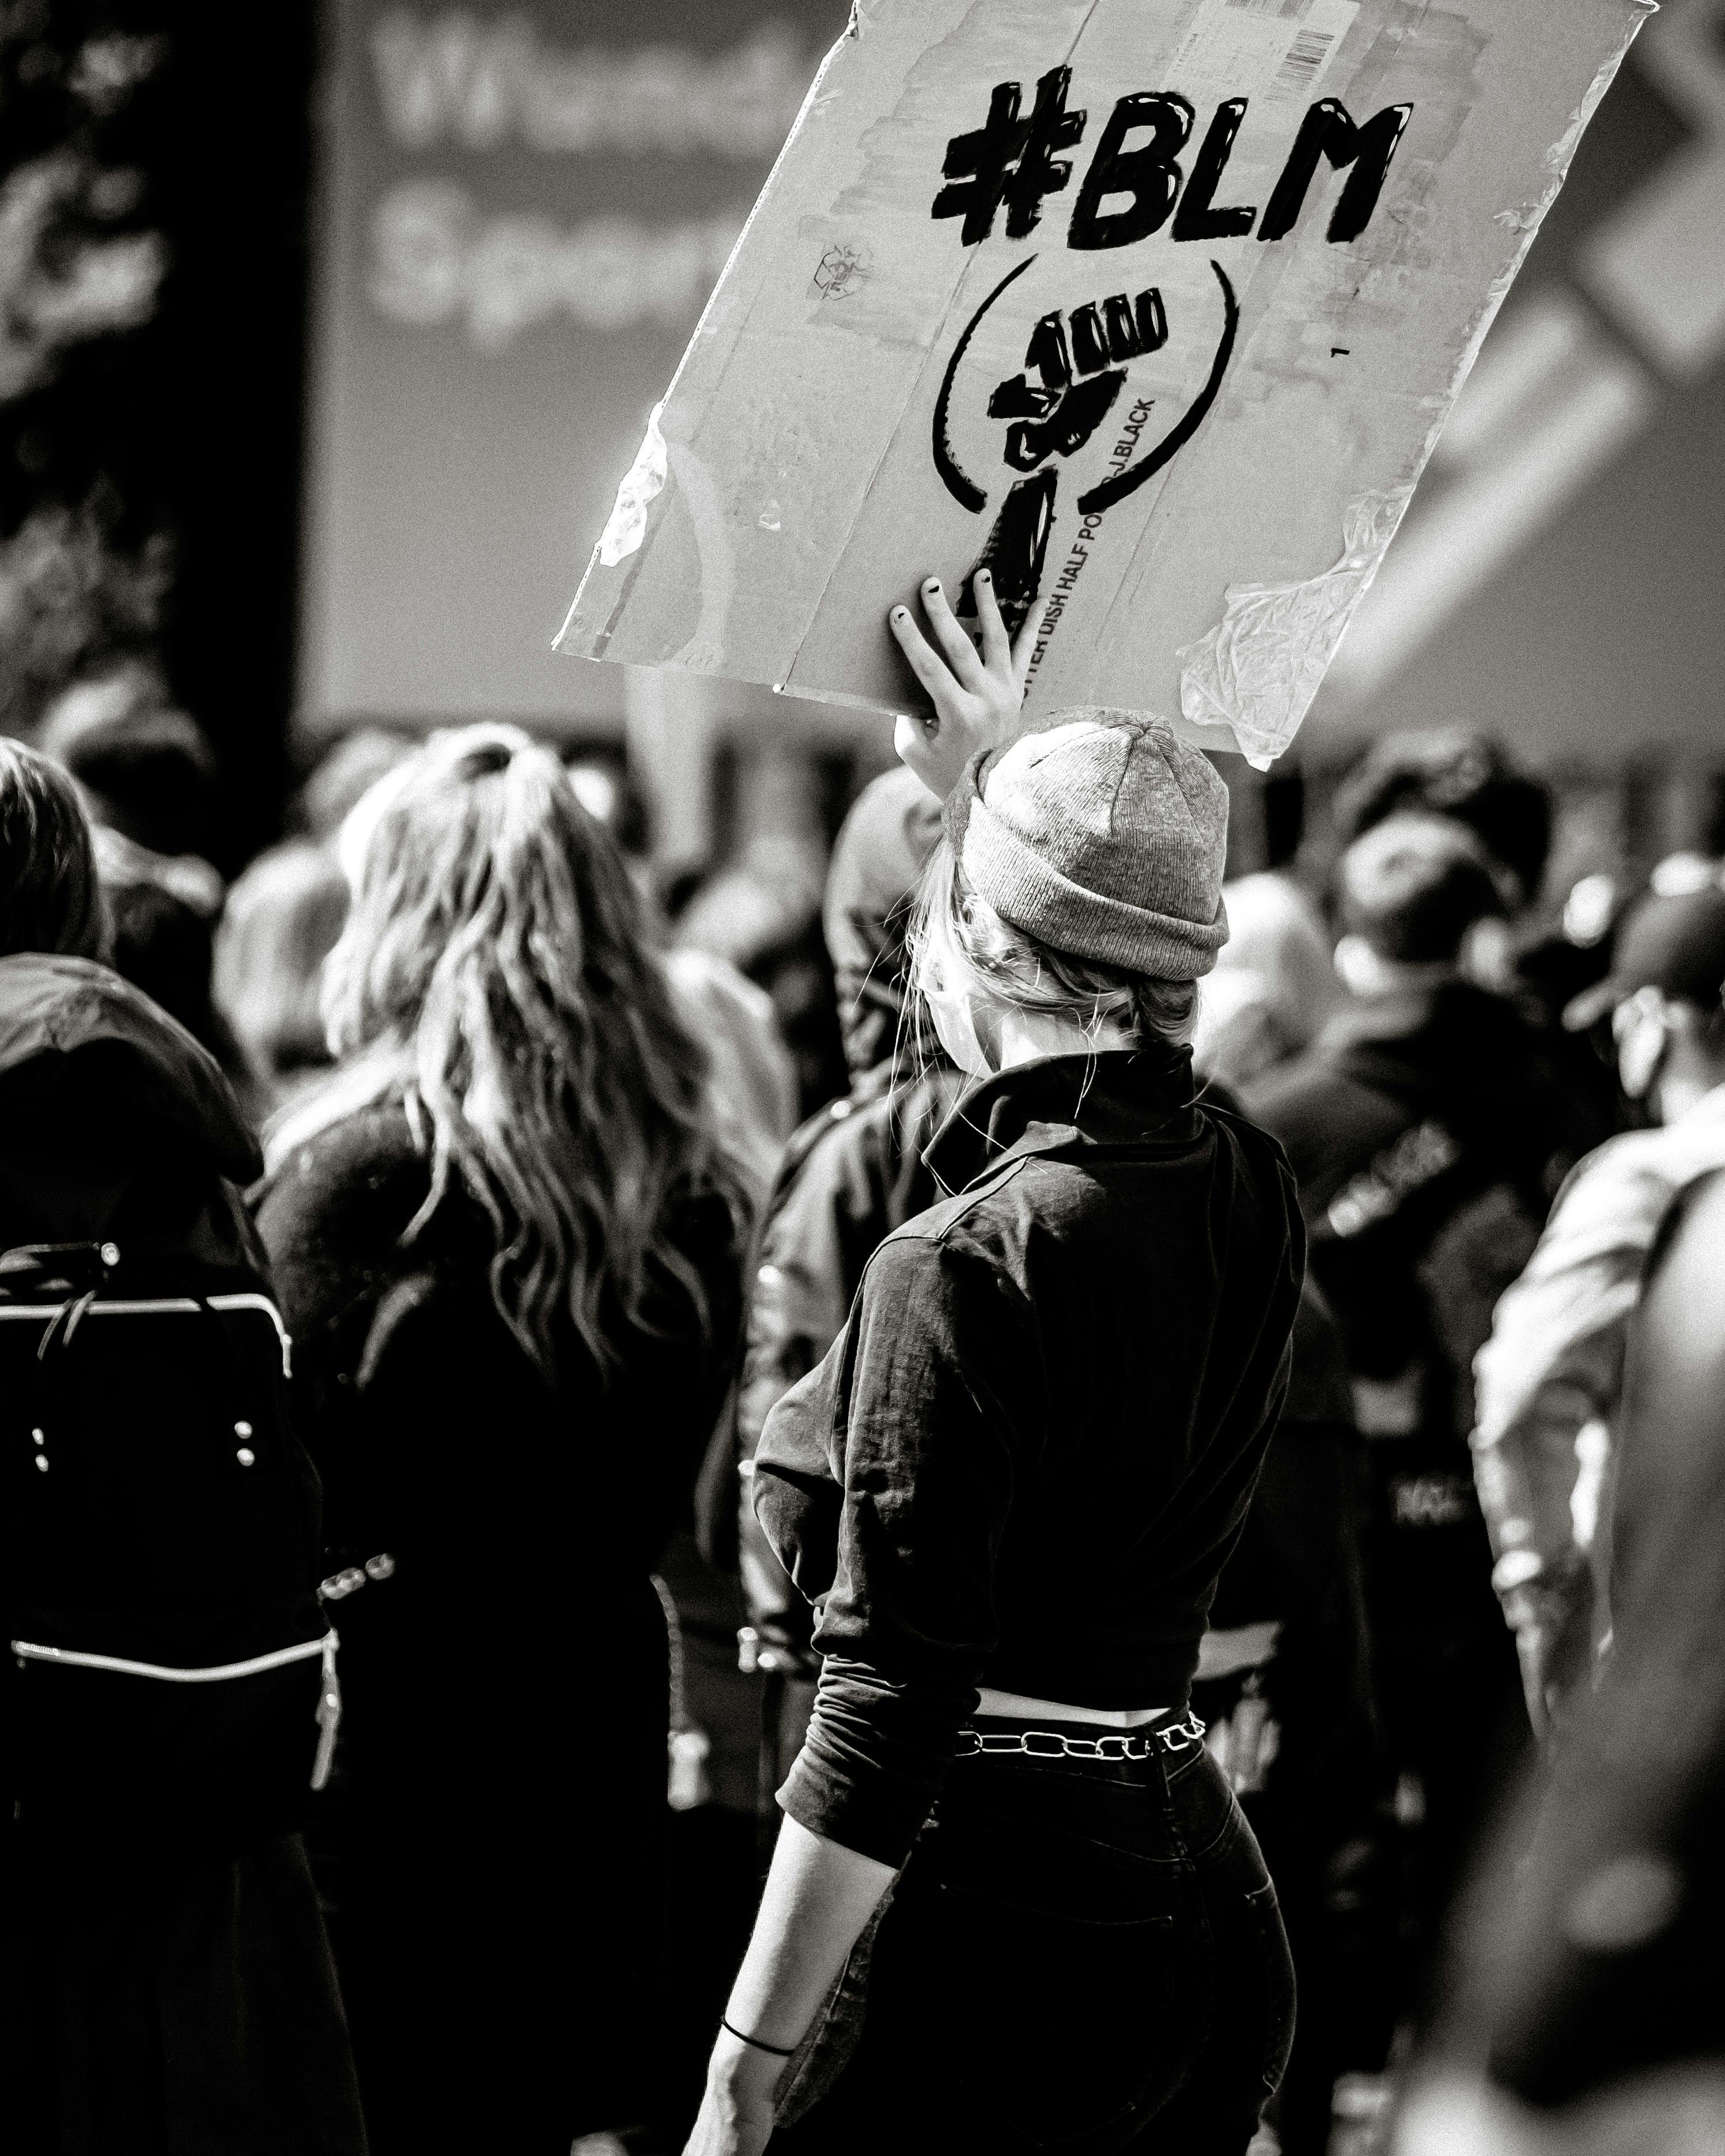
[773,1719,1296,2154]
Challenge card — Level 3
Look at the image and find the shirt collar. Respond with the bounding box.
[924,1044,1201,1197]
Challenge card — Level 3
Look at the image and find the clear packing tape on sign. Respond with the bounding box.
[557,0,1654,768]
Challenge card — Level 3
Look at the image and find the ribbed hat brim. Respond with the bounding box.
[962,786,1229,980]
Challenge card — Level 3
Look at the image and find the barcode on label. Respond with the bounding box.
[1274,28,1335,92]
[1224,0,1315,18]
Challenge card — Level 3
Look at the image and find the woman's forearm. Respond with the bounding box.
[682,1816,898,2156]
[724,1812,898,2049]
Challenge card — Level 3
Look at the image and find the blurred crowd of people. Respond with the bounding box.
[3,668,1724,2154]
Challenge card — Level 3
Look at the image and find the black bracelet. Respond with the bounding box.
[721,2016,797,2058]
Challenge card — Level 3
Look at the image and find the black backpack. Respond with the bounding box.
[0,1237,337,1848]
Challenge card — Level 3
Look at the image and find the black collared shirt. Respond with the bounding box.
[754,1046,1304,1866]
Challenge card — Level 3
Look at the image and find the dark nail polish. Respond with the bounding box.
[925,579,940,591]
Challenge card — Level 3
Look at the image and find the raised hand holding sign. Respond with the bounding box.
[559,0,1652,768]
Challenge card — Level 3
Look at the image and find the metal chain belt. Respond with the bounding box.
[954,1711,1207,1763]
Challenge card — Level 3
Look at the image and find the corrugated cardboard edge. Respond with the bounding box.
[1174,0,1658,767]
[552,7,867,658]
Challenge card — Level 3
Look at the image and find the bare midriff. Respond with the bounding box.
[974,1686,1172,1727]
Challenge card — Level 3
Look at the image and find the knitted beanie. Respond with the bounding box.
[946,713,1230,980]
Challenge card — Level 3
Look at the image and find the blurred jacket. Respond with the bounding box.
[254,1097,743,2144]
[1188,1096,1386,2156]
[733,1063,964,1659]
[1195,1283,1376,1811]
[1408,1168,1725,2146]
[1243,977,1573,1948]
[721,768,960,1661]
[1471,1086,1725,1717]
[1243,980,1579,1441]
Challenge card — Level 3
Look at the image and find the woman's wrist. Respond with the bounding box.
[720,2015,797,2060]
[710,2023,792,2094]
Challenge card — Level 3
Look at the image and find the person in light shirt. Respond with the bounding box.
[1472,884,1725,1736]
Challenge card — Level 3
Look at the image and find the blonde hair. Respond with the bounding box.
[305,724,738,1379]
[908,838,1197,1066]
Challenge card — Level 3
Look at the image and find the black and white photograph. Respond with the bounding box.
[2,2,1723,2152]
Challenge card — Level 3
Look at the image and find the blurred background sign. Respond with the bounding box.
[299,1,850,739]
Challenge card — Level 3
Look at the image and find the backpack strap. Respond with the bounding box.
[7,1242,271,1473]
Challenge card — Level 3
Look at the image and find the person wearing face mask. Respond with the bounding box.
[682,574,1304,2156]
[1471,884,1725,1741]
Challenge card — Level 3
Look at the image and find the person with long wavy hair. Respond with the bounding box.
[254,724,748,2156]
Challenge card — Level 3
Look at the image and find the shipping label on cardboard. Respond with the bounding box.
[557,0,1651,766]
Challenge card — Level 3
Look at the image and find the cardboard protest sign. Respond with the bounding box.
[557,0,1651,765]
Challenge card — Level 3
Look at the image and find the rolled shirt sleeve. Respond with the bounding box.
[755,1229,1040,1867]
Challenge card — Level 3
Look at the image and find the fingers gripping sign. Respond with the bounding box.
[889,571,1036,804]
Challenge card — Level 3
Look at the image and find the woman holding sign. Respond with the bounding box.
[686,573,1303,2155]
